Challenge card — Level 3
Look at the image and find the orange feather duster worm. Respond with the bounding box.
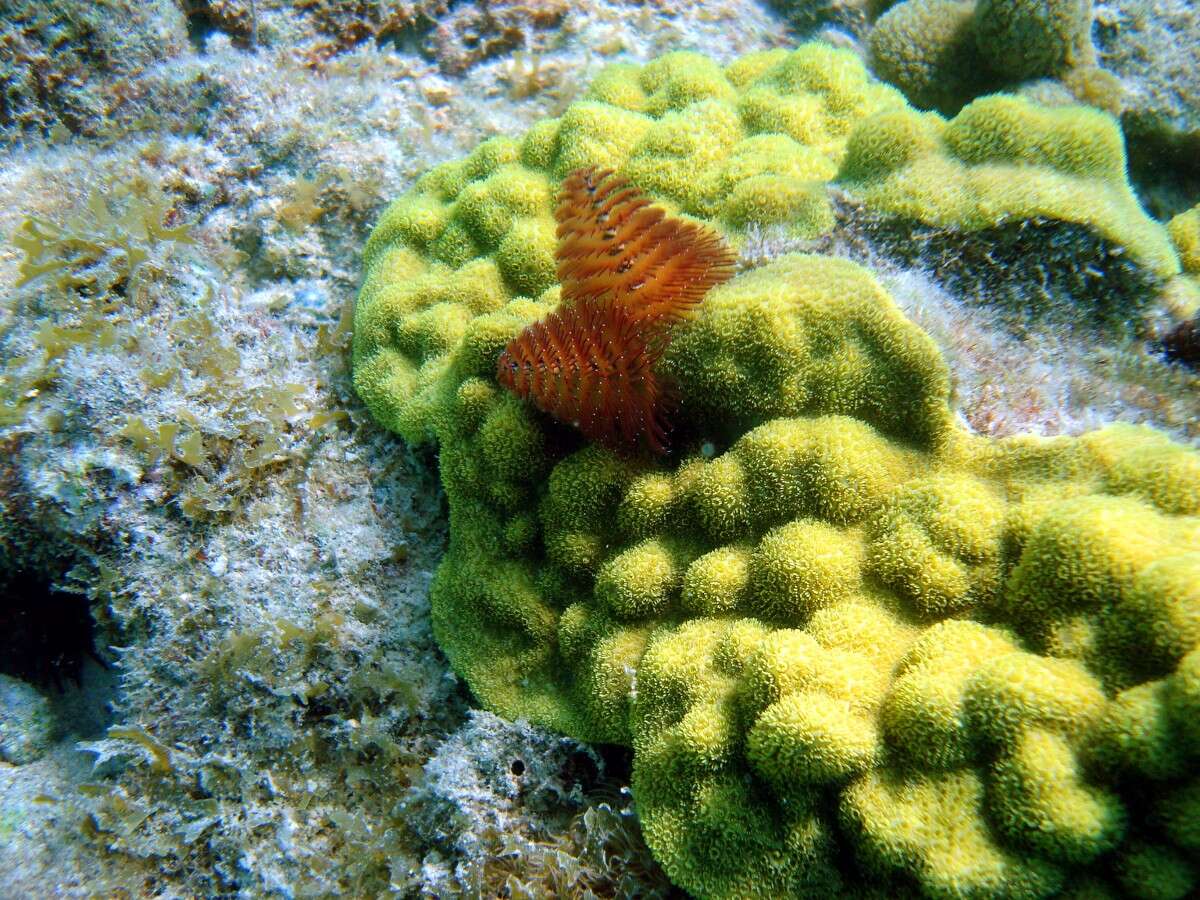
[497,167,736,454]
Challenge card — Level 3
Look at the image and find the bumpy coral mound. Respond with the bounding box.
[354,45,905,445]
[839,94,1177,277]
[868,0,1098,114]
[972,0,1095,81]
[355,45,1200,899]
[868,0,983,112]
[838,93,1180,325]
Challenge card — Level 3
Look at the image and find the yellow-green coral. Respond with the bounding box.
[355,44,1200,900]
[869,0,1097,114]
[839,94,1180,280]
[972,0,1095,82]
[869,0,982,113]
[1168,204,1200,276]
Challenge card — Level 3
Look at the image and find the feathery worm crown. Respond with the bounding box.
[497,167,736,453]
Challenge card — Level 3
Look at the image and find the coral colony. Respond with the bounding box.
[355,44,1200,899]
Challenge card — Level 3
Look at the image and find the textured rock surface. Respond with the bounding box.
[1093,1,1200,219]
[1094,1,1200,145]
[0,0,189,140]
[0,675,56,765]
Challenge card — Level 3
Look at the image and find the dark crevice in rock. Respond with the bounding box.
[1159,314,1200,370]
[0,570,103,693]
[823,194,1164,336]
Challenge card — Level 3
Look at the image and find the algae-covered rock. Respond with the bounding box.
[0,675,57,765]
[1094,1,1200,183]
[0,0,189,140]
[765,0,885,38]
[356,43,1200,899]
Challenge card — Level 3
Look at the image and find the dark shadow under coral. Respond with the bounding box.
[0,570,102,692]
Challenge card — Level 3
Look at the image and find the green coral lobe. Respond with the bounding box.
[354,43,1200,900]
